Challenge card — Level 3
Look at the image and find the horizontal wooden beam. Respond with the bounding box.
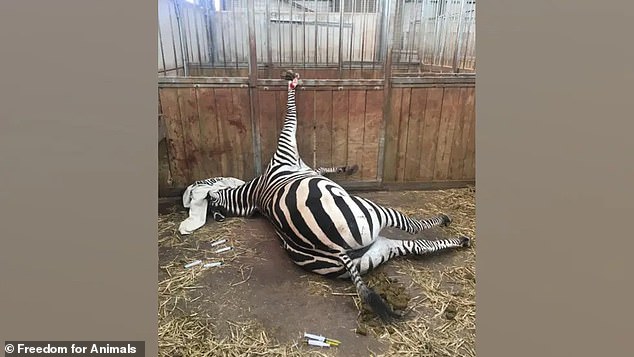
[159,76,474,89]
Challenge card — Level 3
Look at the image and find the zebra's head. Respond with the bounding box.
[206,191,227,222]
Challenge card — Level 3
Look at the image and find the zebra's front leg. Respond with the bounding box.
[339,253,401,322]
[351,235,471,275]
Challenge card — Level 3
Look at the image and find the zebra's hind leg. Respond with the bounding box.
[315,164,359,176]
[357,197,452,234]
[340,253,401,322]
[350,235,471,275]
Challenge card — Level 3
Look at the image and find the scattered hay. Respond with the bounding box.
[364,187,477,357]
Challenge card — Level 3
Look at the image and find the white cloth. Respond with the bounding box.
[178,177,245,235]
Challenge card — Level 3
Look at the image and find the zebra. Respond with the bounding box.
[208,164,358,222]
[207,71,471,322]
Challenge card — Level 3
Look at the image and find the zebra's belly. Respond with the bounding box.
[265,177,378,254]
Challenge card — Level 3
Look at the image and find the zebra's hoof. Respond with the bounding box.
[440,214,452,227]
[460,236,471,248]
[346,164,359,175]
[281,70,295,80]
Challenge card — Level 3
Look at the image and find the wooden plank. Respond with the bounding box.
[362,89,383,180]
[404,88,429,181]
[231,88,255,179]
[177,87,205,182]
[382,87,403,182]
[331,90,349,172]
[433,88,463,180]
[314,90,333,169]
[448,87,470,180]
[196,87,223,178]
[395,88,412,182]
[211,88,234,176]
[419,88,444,181]
[461,87,476,179]
[158,88,188,186]
[347,90,367,181]
[257,90,279,171]
[296,89,315,165]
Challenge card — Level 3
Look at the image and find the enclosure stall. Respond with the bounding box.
[158,0,475,196]
[158,1,477,356]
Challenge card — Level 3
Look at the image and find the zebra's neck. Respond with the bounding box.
[218,175,263,217]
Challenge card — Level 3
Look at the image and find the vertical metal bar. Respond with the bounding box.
[219,5,228,68]
[203,0,214,65]
[419,0,428,71]
[184,5,195,66]
[431,0,441,67]
[158,20,167,74]
[360,0,367,71]
[194,6,204,66]
[246,0,262,175]
[167,0,181,73]
[314,0,319,66]
[325,1,329,66]
[265,0,273,77]
[337,0,344,76]
[412,1,423,72]
[348,0,355,72]
[452,0,467,72]
[377,0,395,182]
[174,0,189,76]
[278,0,283,67]
[231,2,240,70]
[302,3,306,69]
[290,0,294,66]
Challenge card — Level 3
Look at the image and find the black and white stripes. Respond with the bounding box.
[207,71,471,322]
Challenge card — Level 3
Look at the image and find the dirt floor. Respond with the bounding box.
[158,188,476,357]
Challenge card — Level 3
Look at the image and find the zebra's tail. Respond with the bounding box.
[341,254,400,322]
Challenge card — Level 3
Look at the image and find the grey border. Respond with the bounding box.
[0,1,158,356]
[477,0,634,355]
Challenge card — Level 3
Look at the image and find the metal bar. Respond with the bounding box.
[203,0,214,65]
[194,6,204,66]
[419,0,428,70]
[231,2,240,70]
[265,0,272,77]
[325,1,329,66]
[407,0,422,73]
[337,0,344,75]
[452,0,466,72]
[174,0,189,76]
[185,5,195,66]
[246,0,262,175]
[360,0,367,71]
[278,0,283,67]
[314,0,319,66]
[218,2,228,68]
[290,0,294,66]
[377,0,395,183]
[462,4,474,70]
[348,0,355,72]
[302,2,306,68]
[158,21,167,73]
[167,0,181,73]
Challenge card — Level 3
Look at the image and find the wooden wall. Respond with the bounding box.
[159,87,255,186]
[383,87,475,182]
[158,76,475,196]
